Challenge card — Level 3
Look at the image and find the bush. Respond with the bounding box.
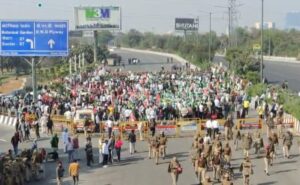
[245,71,260,84]
[279,91,300,120]
[246,83,267,97]
[23,86,33,92]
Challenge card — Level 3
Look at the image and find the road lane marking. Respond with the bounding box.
[0,139,7,142]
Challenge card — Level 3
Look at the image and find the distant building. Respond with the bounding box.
[254,22,275,29]
[286,12,300,29]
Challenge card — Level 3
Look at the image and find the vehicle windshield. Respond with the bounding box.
[78,113,92,120]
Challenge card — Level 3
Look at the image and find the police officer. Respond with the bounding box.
[283,130,293,159]
[253,131,264,155]
[148,136,156,159]
[212,152,221,182]
[159,132,167,159]
[264,145,272,176]
[221,173,233,185]
[195,153,207,184]
[202,175,213,185]
[242,133,252,157]
[240,157,253,185]
[152,136,160,165]
[223,143,232,163]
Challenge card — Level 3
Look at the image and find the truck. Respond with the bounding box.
[104,54,122,66]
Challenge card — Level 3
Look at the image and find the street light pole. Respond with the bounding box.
[260,0,264,83]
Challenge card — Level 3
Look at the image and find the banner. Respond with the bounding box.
[156,125,176,136]
[180,121,198,132]
[74,6,121,30]
[175,18,199,31]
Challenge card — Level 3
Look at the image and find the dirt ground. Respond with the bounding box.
[0,77,25,94]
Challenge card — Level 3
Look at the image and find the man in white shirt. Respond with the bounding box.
[206,118,213,138]
[204,133,211,144]
[102,140,109,167]
[106,118,113,138]
[199,103,204,119]
[211,119,219,139]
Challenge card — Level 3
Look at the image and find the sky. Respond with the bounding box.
[0,0,299,34]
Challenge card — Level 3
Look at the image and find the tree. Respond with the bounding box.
[97,31,114,45]
[70,45,94,64]
[122,29,143,47]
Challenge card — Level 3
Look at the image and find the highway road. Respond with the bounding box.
[110,48,184,72]
[1,124,300,185]
[214,56,300,92]
[1,50,300,185]
[111,50,300,92]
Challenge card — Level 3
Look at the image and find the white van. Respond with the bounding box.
[73,109,95,132]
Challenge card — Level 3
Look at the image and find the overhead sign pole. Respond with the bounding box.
[31,58,37,102]
[0,20,69,103]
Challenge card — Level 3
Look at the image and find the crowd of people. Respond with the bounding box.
[0,61,299,185]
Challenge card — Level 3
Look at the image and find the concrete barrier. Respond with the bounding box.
[0,115,17,127]
[215,53,300,64]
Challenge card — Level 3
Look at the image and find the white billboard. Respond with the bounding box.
[74,6,121,30]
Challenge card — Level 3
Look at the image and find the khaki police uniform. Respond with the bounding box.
[159,136,167,159]
[240,159,252,185]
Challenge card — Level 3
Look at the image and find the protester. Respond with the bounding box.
[11,132,20,156]
[106,117,113,138]
[108,135,115,163]
[66,137,74,163]
[72,135,80,160]
[85,138,94,167]
[62,128,69,152]
[102,140,109,167]
[56,161,64,185]
[51,133,59,152]
[138,122,144,140]
[69,159,80,185]
[128,129,137,155]
[98,135,104,164]
[47,116,53,136]
[115,135,123,162]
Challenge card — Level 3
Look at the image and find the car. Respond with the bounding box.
[128,58,140,65]
[73,109,95,133]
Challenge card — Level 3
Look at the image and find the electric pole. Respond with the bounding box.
[261,0,264,83]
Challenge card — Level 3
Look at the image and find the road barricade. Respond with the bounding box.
[52,117,73,133]
[237,118,262,130]
[48,116,265,138]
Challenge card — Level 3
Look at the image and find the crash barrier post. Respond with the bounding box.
[283,113,300,135]
[283,113,296,129]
